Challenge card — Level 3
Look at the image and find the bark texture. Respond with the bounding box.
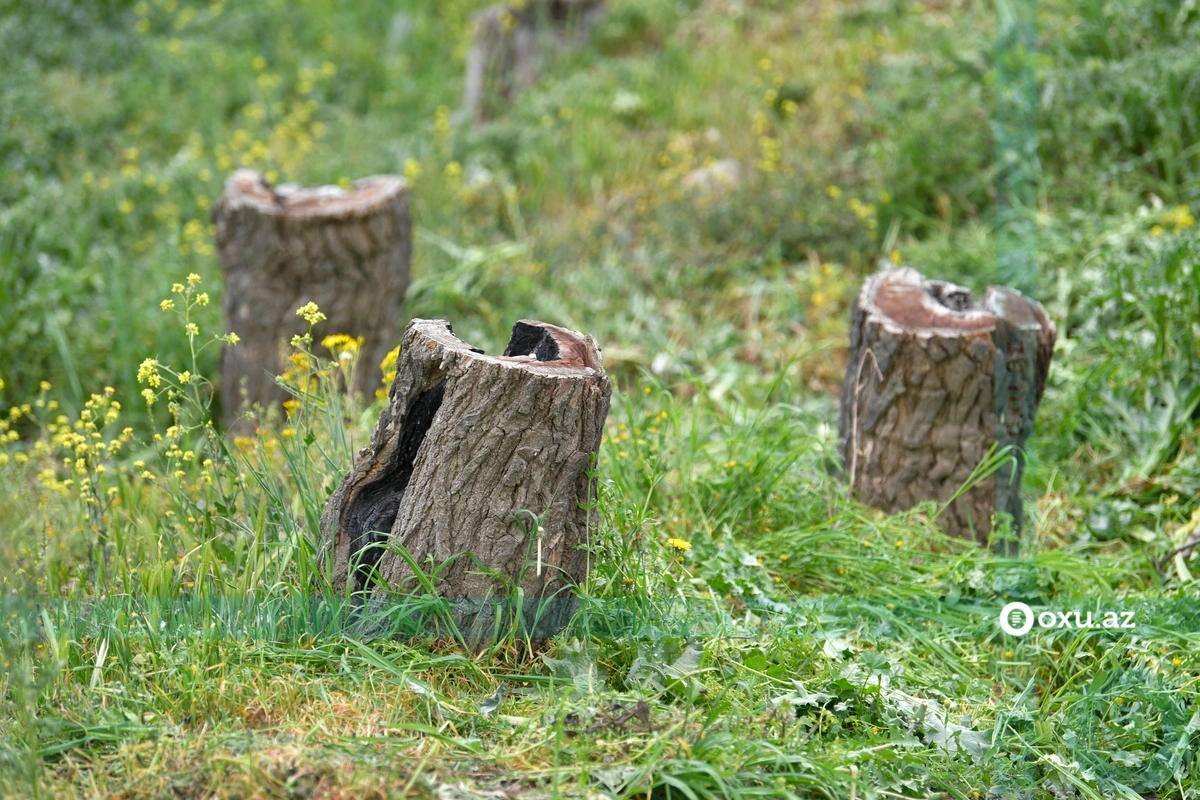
[463,0,606,125]
[320,318,611,641]
[212,170,411,433]
[838,266,1056,545]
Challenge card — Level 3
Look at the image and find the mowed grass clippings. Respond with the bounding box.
[3,0,1200,797]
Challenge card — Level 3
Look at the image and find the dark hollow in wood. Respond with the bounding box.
[462,0,606,125]
[838,266,1056,545]
[212,169,411,433]
[320,318,611,643]
[344,380,446,594]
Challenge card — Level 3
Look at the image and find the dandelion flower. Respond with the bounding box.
[666,537,692,551]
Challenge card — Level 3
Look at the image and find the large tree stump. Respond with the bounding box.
[462,0,606,125]
[838,267,1056,546]
[320,318,611,641]
[212,170,411,433]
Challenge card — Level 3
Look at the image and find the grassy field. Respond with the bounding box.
[2,0,1200,797]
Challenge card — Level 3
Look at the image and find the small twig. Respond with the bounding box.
[1157,532,1200,578]
[848,348,883,490]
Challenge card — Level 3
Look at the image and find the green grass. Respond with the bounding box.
[2,0,1200,797]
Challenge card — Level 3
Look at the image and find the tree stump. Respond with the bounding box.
[462,0,606,125]
[212,170,411,433]
[320,318,611,641]
[838,266,1056,546]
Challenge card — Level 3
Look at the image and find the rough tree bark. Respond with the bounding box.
[462,0,606,125]
[320,318,611,641]
[212,169,411,433]
[838,266,1056,546]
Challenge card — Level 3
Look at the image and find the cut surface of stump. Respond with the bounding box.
[320,318,611,642]
[838,266,1056,546]
[212,169,411,433]
[463,0,606,125]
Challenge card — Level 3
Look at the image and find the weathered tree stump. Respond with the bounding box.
[462,0,606,125]
[320,318,611,641]
[212,169,411,433]
[838,266,1056,546]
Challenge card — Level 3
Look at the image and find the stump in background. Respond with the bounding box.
[320,318,611,641]
[212,170,411,433]
[838,266,1056,546]
[463,0,606,125]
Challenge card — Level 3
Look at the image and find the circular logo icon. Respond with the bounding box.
[999,601,1035,636]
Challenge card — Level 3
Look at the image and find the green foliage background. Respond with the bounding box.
[1,0,1199,797]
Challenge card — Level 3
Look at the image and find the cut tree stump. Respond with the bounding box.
[462,0,606,125]
[838,266,1056,546]
[319,318,611,641]
[212,169,411,433]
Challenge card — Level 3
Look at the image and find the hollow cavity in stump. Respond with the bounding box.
[212,170,411,434]
[838,266,1056,547]
[320,318,611,642]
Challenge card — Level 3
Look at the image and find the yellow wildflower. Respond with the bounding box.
[137,358,161,387]
[666,537,692,551]
[1163,204,1195,232]
[296,302,326,325]
[322,333,362,356]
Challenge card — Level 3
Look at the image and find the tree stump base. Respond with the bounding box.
[463,0,606,125]
[213,170,411,433]
[320,318,611,643]
[838,266,1056,546]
